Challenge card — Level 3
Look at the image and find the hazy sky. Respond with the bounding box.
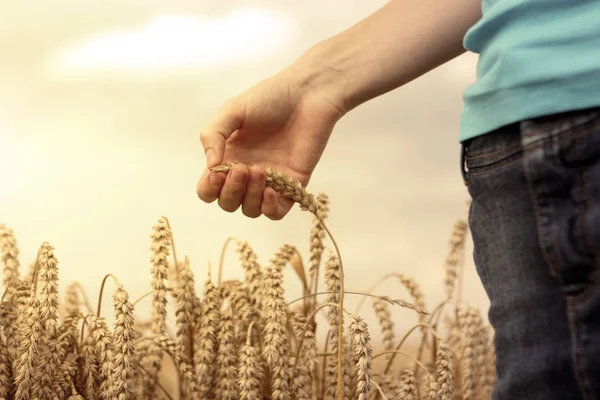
[0,0,487,340]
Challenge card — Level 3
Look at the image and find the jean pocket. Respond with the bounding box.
[464,122,523,180]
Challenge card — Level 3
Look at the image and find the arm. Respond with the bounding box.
[197,0,482,219]
[292,0,482,113]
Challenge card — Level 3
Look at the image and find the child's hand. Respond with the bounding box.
[196,68,345,220]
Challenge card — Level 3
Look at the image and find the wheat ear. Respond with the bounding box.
[262,264,291,400]
[0,224,20,287]
[435,342,454,400]
[372,298,395,352]
[112,283,135,400]
[14,297,43,400]
[443,220,468,301]
[212,162,347,399]
[0,331,10,398]
[349,314,372,400]
[238,325,264,400]
[174,256,196,362]
[194,272,221,398]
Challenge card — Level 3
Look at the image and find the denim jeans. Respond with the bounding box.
[461,107,600,399]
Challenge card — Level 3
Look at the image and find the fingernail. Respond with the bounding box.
[209,172,225,187]
[206,149,216,167]
[231,168,245,184]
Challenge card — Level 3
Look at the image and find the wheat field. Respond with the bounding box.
[0,163,495,400]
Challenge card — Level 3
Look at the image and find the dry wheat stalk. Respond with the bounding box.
[308,193,329,288]
[350,314,372,400]
[0,331,11,398]
[37,242,59,335]
[0,224,20,287]
[372,298,395,351]
[435,342,454,400]
[216,306,239,400]
[144,216,172,397]
[63,282,81,319]
[1,300,20,375]
[33,242,61,400]
[86,315,115,400]
[174,256,196,361]
[262,264,291,400]
[112,283,135,400]
[460,308,477,399]
[290,312,315,400]
[14,297,42,400]
[471,311,487,400]
[443,220,468,301]
[194,272,221,398]
[397,369,417,400]
[484,331,496,399]
[238,330,263,400]
[236,241,262,300]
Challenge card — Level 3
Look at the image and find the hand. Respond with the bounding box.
[196,67,345,220]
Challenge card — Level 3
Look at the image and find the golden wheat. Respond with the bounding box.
[0,165,496,399]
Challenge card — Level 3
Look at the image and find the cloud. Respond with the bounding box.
[48,6,295,75]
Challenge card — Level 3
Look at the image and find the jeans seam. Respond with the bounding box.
[465,143,522,160]
[522,145,559,278]
[567,295,595,400]
[467,158,521,177]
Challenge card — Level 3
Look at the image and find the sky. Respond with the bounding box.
[0,0,487,343]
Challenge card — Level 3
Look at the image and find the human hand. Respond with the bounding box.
[196,67,345,220]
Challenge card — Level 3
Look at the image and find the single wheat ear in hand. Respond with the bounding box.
[210,163,319,215]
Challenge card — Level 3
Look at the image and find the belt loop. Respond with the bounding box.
[460,142,469,186]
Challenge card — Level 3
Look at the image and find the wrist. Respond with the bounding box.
[287,39,354,115]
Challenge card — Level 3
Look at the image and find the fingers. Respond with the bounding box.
[261,187,294,221]
[218,163,249,213]
[241,165,266,218]
[200,99,245,168]
[196,168,226,203]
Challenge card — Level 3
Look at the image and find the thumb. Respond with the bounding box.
[200,99,245,168]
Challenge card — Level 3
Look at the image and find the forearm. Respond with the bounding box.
[294,0,482,112]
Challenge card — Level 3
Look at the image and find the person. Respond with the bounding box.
[196,0,600,398]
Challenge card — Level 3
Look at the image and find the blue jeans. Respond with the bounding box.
[462,107,600,399]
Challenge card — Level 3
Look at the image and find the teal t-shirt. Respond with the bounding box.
[460,0,600,142]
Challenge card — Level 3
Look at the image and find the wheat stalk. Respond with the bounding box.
[435,342,454,400]
[112,283,135,400]
[238,325,263,400]
[262,264,291,400]
[443,220,468,301]
[14,297,42,400]
[194,271,221,398]
[349,314,372,400]
[0,331,11,398]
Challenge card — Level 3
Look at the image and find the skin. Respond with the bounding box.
[196,0,482,220]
